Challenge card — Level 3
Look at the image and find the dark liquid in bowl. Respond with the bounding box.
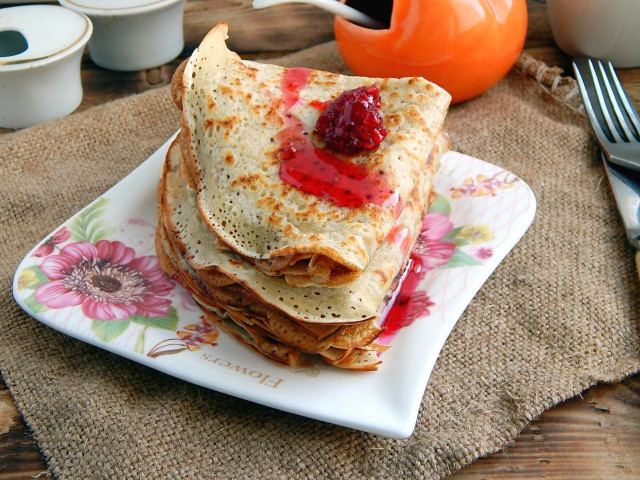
[0,30,28,58]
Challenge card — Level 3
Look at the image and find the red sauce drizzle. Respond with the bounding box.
[310,99,330,111]
[377,253,433,344]
[277,68,397,209]
[385,225,411,257]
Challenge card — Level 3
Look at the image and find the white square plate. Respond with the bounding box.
[13,135,535,438]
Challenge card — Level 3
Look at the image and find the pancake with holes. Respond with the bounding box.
[172,22,451,288]
[157,130,448,370]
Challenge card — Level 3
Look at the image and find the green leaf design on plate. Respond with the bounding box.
[91,319,130,342]
[428,193,451,216]
[69,197,117,243]
[442,249,482,269]
[23,293,49,314]
[130,307,179,331]
[442,226,469,246]
[17,266,49,291]
[134,326,148,354]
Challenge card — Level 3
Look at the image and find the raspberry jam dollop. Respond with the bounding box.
[276,69,398,209]
[315,84,387,155]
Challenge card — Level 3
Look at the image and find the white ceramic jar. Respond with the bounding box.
[59,0,186,72]
[0,5,92,129]
[547,0,640,68]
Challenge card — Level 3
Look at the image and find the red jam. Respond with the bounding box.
[277,68,397,209]
[315,84,387,155]
[378,253,432,343]
[310,100,330,111]
[385,225,411,257]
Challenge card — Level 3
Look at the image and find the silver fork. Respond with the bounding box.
[572,56,640,172]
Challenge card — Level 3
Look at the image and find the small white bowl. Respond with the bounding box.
[59,0,186,72]
[0,5,92,129]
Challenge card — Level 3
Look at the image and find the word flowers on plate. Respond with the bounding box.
[16,197,183,347]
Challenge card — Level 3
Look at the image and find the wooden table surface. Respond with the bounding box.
[1,1,639,478]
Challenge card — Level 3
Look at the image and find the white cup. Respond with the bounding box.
[547,0,640,68]
[59,0,185,72]
[0,5,92,129]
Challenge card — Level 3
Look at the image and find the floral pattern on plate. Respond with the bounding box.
[13,136,536,438]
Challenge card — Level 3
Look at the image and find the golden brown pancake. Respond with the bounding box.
[174,23,451,287]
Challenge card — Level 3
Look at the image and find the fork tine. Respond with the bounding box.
[588,59,624,142]
[573,60,611,145]
[606,61,640,140]
[597,60,636,142]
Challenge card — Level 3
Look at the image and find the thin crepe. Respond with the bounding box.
[176,23,451,287]
[160,132,447,325]
[157,135,448,367]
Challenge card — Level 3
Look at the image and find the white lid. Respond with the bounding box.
[0,5,91,68]
[59,0,182,16]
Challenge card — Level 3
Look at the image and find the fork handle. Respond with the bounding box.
[636,251,640,282]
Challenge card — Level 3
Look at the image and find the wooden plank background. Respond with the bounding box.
[1,1,639,478]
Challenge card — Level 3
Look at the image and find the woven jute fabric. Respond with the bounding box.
[1,44,639,479]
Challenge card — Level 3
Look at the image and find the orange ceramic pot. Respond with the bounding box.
[334,0,527,103]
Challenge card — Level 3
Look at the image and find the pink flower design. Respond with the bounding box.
[32,227,71,257]
[474,247,493,260]
[414,212,456,269]
[35,240,174,321]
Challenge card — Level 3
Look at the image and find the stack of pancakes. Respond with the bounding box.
[156,23,451,370]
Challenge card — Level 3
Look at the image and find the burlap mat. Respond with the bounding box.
[1,44,638,479]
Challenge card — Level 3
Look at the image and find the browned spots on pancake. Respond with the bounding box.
[374,268,389,283]
[228,259,243,266]
[267,212,283,226]
[378,79,391,91]
[231,173,262,188]
[263,147,281,168]
[309,234,322,241]
[283,223,298,238]
[265,101,284,127]
[224,152,235,165]
[257,196,284,212]
[218,116,238,130]
[239,64,258,80]
[404,105,426,128]
[206,94,216,110]
[245,92,253,102]
[312,79,339,87]
[262,156,279,168]
[233,77,241,86]
[388,91,400,99]
[279,183,294,198]
[203,118,215,131]
[408,77,420,86]
[220,85,233,96]
[416,94,429,104]
[386,113,403,127]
